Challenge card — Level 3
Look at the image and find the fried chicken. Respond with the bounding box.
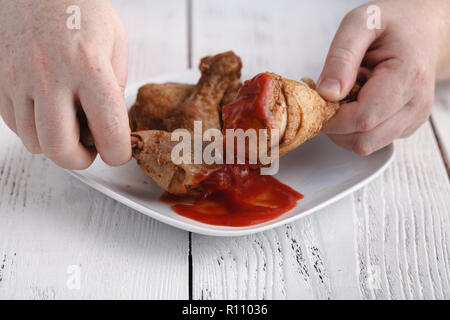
[130,51,242,195]
[130,54,360,196]
[222,72,351,159]
[131,130,219,195]
[129,82,194,131]
[163,51,242,132]
[129,51,242,133]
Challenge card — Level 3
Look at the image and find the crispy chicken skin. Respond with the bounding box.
[164,51,242,132]
[129,83,194,131]
[222,78,243,106]
[131,130,219,195]
[129,80,242,132]
[222,73,341,158]
[129,51,242,133]
[277,74,340,156]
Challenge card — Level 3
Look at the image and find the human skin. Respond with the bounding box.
[0,0,130,169]
[317,0,450,156]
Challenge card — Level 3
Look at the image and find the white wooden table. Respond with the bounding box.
[0,0,449,300]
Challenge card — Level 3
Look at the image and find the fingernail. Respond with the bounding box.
[317,78,341,98]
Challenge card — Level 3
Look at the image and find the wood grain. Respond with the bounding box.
[0,0,189,299]
[191,0,450,300]
[192,204,362,299]
[353,122,450,300]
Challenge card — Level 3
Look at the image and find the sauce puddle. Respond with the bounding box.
[161,166,303,227]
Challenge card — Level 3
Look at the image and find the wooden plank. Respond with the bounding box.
[431,82,450,175]
[191,0,450,299]
[353,122,450,300]
[192,201,361,299]
[116,0,190,82]
[0,0,189,299]
[191,0,365,79]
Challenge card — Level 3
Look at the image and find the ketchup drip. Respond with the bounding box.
[222,73,274,131]
[160,72,304,227]
[161,166,303,227]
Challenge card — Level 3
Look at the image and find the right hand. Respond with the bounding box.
[0,0,131,169]
[316,0,450,156]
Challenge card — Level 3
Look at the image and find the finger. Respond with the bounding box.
[362,33,404,70]
[13,96,41,154]
[35,88,97,169]
[323,60,410,135]
[0,95,17,133]
[317,8,380,101]
[400,120,426,138]
[400,97,433,138]
[327,100,416,156]
[111,25,129,90]
[79,62,131,166]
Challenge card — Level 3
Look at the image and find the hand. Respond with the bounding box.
[316,0,450,156]
[0,0,131,169]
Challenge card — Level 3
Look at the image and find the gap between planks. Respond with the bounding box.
[187,0,194,301]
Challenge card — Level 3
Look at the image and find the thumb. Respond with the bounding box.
[317,9,379,101]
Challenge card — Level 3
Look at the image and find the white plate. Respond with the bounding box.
[68,71,394,237]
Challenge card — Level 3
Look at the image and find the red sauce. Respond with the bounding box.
[222,73,274,132]
[221,73,276,166]
[159,72,304,227]
[161,166,303,227]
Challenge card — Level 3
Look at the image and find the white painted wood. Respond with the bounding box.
[191,0,366,80]
[191,0,450,300]
[192,201,362,300]
[352,122,450,300]
[431,82,450,172]
[0,0,189,299]
[114,0,189,83]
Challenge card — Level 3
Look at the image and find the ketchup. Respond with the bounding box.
[161,166,303,227]
[222,73,274,131]
[160,73,304,227]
